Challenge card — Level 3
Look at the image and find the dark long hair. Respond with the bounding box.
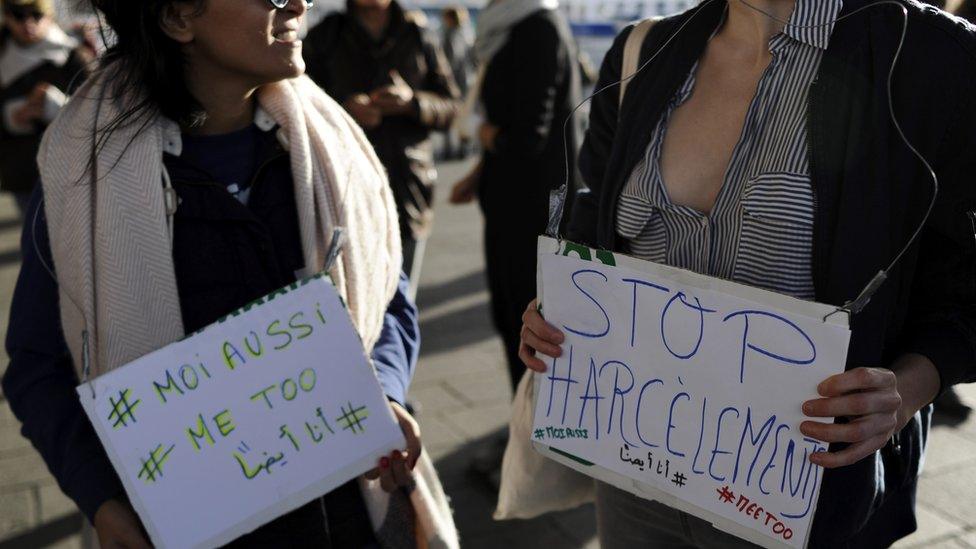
[85,0,206,128]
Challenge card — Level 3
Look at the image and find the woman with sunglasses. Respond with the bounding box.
[0,0,90,215]
[1,0,456,547]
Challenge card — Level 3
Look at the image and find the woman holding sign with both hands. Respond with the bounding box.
[520,0,976,547]
[1,0,457,547]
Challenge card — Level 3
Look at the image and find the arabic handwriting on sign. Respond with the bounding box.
[233,448,287,480]
[618,445,688,487]
[655,455,669,477]
[618,444,645,471]
[266,452,287,470]
[279,424,301,452]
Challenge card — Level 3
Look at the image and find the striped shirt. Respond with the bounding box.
[615,0,843,300]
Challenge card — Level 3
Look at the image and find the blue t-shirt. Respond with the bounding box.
[179,124,263,204]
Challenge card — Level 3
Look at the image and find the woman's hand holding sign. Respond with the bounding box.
[799,354,939,468]
[799,367,901,468]
[519,299,563,373]
[365,401,423,492]
[94,499,151,549]
[518,299,941,469]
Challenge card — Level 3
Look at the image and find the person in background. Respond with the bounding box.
[0,0,459,546]
[448,0,581,486]
[0,0,90,216]
[450,0,580,396]
[440,5,473,159]
[303,0,462,299]
[577,50,599,89]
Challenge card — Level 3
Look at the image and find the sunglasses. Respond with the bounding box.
[268,0,314,8]
[5,8,45,22]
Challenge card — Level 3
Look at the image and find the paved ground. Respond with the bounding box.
[1,159,976,548]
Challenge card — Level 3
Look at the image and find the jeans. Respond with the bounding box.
[596,482,760,549]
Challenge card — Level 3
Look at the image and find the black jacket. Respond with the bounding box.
[0,32,90,193]
[479,8,581,233]
[303,1,461,239]
[570,1,976,547]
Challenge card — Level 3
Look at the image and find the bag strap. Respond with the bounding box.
[619,17,660,109]
[545,16,661,240]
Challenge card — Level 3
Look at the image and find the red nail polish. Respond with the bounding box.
[380,457,390,468]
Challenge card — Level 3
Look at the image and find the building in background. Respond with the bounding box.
[308,0,693,59]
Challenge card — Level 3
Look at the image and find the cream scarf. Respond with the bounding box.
[38,69,457,548]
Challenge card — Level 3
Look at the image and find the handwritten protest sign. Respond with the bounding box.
[532,237,851,549]
[78,274,405,549]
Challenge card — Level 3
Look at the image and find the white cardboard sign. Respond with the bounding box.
[78,274,405,549]
[532,237,851,549]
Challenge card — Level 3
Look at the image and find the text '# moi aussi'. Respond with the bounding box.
[150,277,334,404]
